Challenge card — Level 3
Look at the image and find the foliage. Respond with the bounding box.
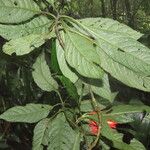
[0,0,150,150]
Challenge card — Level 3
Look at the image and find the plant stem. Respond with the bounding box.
[88,87,102,150]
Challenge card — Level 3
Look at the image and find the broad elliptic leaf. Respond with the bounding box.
[56,39,78,83]
[33,118,49,150]
[0,0,40,23]
[67,17,150,91]
[0,16,54,40]
[63,29,104,79]
[91,73,117,103]
[0,104,51,123]
[32,53,58,92]
[3,34,49,55]
[47,113,80,150]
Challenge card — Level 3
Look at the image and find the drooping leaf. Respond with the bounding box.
[47,113,80,150]
[32,53,58,92]
[32,118,49,150]
[0,16,54,40]
[0,104,51,123]
[91,73,118,103]
[0,0,40,23]
[3,34,49,55]
[63,29,104,79]
[66,17,150,91]
[56,38,78,83]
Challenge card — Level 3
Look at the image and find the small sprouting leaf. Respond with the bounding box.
[33,118,49,150]
[32,53,58,92]
[0,104,51,123]
[0,0,40,23]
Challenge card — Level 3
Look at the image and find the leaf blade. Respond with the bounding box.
[32,53,58,92]
[0,104,51,123]
[0,0,40,23]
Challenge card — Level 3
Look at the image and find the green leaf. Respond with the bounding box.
[63,29,104,79]
[91,73,117,103]
[56,38,78,83]
[98,50,150,91]
[108,104,150,115]
[94,30,150,91]
[32,118,49,150]
[79,18,143,40]
[112,133,146,150]
[47,113,80,150]
[0,0,40,23]
[59,76,79,100]
[50,39,62,74]
[72,132,81,150]
[3,34,49,55]
[103,104,150,123]
[0,104,51,123]
[32,53,58,92]
[0,16,54,40]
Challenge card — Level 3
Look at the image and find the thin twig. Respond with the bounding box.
[55,15,65,49]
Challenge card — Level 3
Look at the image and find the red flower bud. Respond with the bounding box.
[107,120,118,129]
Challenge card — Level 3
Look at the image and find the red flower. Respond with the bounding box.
[107,120,118,129]
[87,111,118,135]
[88,120,99,135]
